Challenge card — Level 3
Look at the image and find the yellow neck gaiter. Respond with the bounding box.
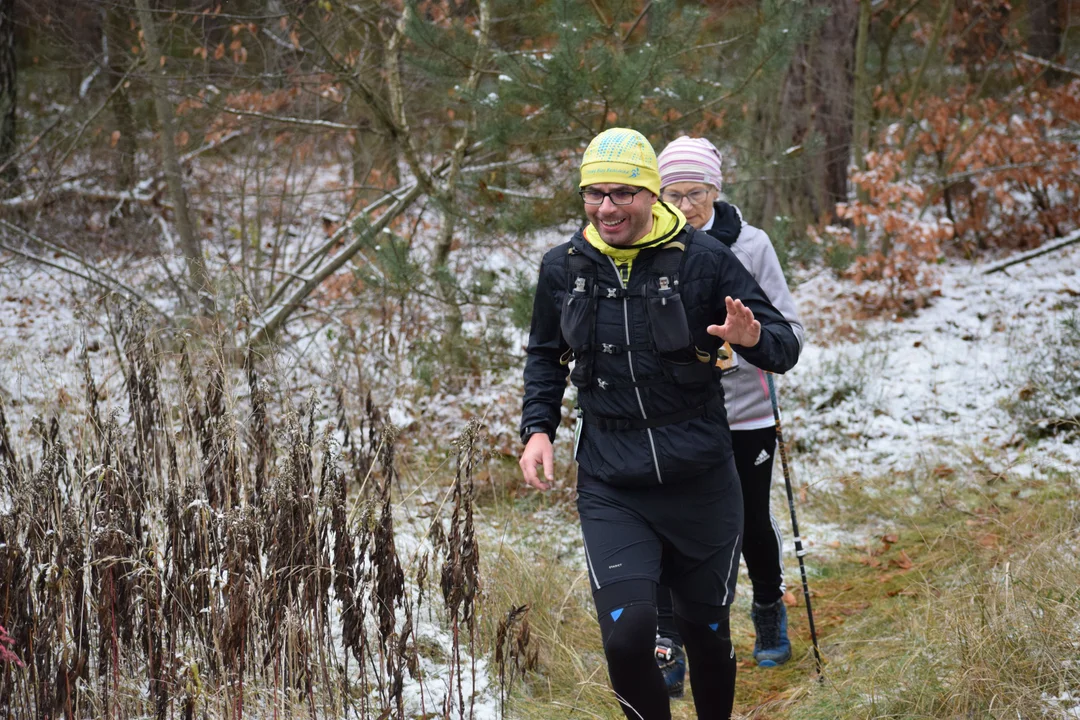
[584,202,686,283]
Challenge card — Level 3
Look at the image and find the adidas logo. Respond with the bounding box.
[753,449,771,466]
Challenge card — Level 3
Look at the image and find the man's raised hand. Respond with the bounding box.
[707,296,761,348]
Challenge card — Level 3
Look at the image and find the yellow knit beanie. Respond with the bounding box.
[579,128,661,196]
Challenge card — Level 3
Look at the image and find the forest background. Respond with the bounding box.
[0,0,1078,718]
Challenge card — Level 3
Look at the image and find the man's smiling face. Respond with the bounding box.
[583,183,657,247]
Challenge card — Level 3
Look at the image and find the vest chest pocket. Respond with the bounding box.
[561,276,595,350]
[645,277,693,356]
[561,276,596,388]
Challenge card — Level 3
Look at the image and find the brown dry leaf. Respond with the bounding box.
[976,533,999,549]
[827,540,842,549]
[882,533,899,544]
[839,602,870,616]
[109,130,121,148]
[893,550,914,570]
[214,43,225,60]
[932,464,955,478]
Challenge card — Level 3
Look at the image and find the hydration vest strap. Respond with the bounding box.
[582,402,709,431]
[593,374,672,391]
[598,342,650,355]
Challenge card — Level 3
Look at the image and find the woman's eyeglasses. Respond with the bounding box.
[661,189,711,206]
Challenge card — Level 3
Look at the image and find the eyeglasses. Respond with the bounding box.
[661,188,711,206]
[579,187,648,206]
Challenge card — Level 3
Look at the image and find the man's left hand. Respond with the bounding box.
[707,296,761,347]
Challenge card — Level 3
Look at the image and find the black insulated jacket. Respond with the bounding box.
[521,221,800,487]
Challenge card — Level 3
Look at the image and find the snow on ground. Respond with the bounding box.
[785,240,1080,493]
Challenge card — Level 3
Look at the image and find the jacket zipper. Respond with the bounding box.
[609,257,663,484]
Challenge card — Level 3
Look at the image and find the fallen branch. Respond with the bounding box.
[261,184,414,311]
[248,181,426,345]
[1014,51,1080,79]
[982,228,1080,274]
[934,154,1080,186]
[0,181,156,208]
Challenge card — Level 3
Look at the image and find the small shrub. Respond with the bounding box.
[1007,312,1080,442]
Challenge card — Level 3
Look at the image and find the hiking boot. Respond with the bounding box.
[654,636,686,698]
[751,599,792,667]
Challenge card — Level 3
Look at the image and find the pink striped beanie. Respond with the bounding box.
[657,136,723,191]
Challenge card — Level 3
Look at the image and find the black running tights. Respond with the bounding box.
[596,589,735,719]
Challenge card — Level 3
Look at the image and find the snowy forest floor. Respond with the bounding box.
[1,237,1078,718]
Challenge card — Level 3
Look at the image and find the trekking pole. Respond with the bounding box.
[766,372,824,679]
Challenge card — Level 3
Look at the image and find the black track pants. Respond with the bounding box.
[658,426,784,643]
[737,426,785,605]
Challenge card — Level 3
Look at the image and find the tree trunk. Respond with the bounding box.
[850,0,873,253]
[758,0,857,227]
[811,0,859,220]
[0,0,20,197]
[133,0,214,312]
[1029,0,1063,83]
[104,4,137,189]
[1029,0,1061,58]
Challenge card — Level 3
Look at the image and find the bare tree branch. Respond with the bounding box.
[934,154,1080,186]
[215,106,353,131]
[0,219,165,314]
[383,3,435,192]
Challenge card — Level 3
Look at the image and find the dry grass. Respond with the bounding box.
[0,308,503,719]
[475,458,1080,720]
